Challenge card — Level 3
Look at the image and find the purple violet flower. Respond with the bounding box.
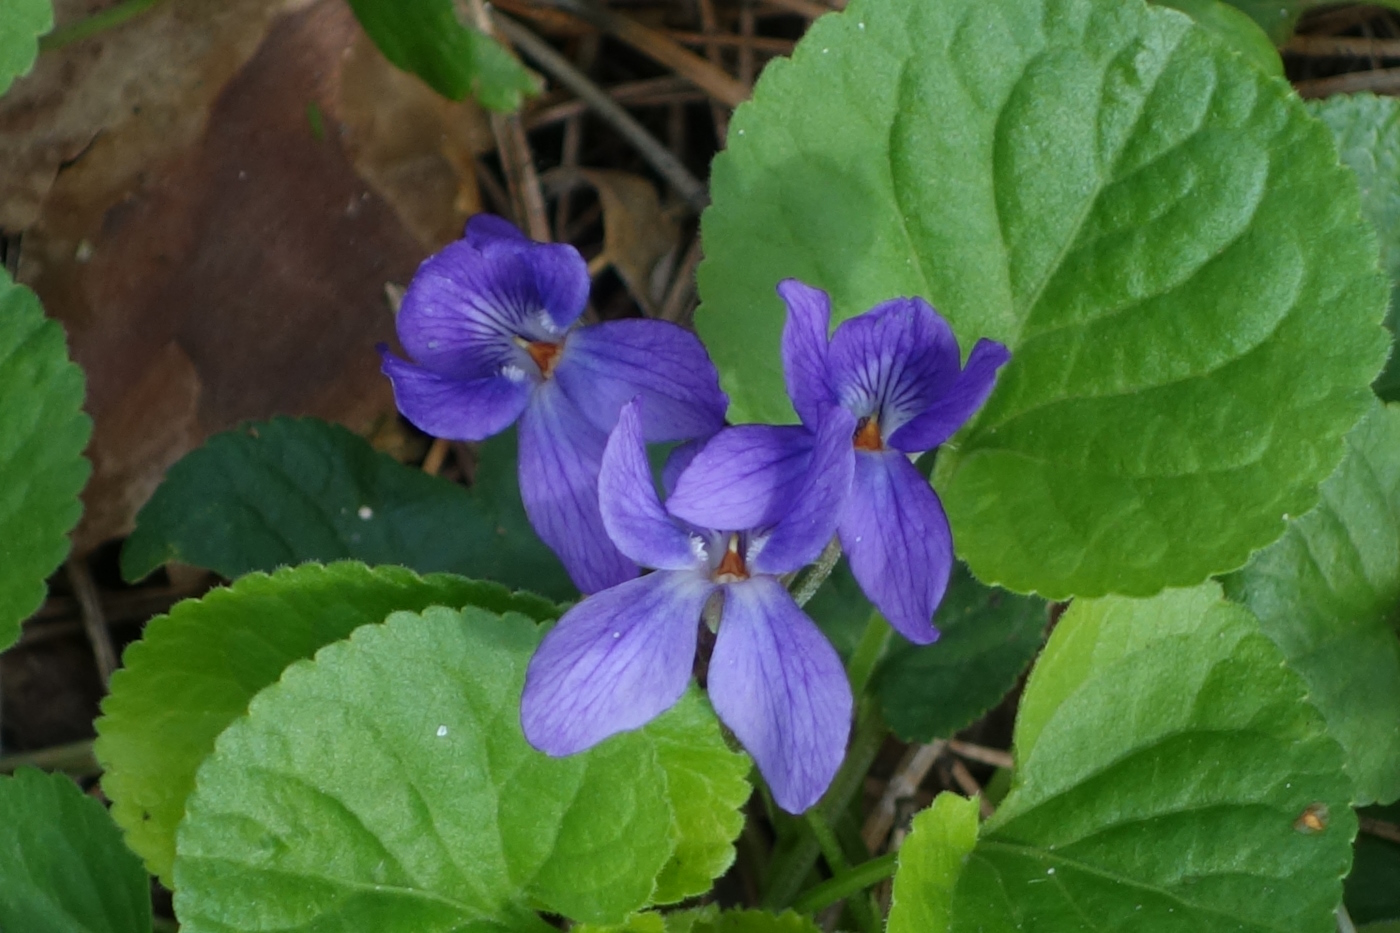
[778,280,1010,644]
[521,399,857,813]
[380,215,728,594]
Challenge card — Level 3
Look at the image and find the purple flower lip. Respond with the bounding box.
[521,398,855,813]
[379,214,728,594]
[779,278,1010,645]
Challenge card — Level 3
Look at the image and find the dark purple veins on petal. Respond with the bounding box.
[707,576,852,813]
[518,382,638,594]
[599,399,698,571]
[521,570,715,756]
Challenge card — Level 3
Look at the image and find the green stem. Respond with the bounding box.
[803,810,880,933]
[763,701,888,909]
[846,610,891,697]
[0,739,97,776]
[39,0,168,52]
[791,852,898,915]
[790,538,842,607]
[805,809,850,873]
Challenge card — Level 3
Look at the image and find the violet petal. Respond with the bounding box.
[708,577,852,813]
[554,319,728,443]
[396,230,588,374]
[826,296,960,438]
[778,279,835,428]
[464,212,529,246]
[749,408,855,575]
[600,399,700,570]
[522,570,715,755]
[666,425,814,531]
[381,350,530,441]
[518,382,638,593]
[464,214,589,335]
[661,438,703,497]
[888,338,1011,453]
[839,451,952,645]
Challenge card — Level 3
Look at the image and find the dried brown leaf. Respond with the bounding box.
[580,168,680,314]
[339,31,494,251]
[17,1,436,551]
[0,0,314,231]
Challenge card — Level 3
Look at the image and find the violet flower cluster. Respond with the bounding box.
[383,217,1008,813]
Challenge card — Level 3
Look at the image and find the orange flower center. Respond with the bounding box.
[525,340,562,377]
[853,416,883,451]
[714,534,749,583]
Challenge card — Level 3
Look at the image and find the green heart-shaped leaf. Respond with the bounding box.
[96,561,562,885]
[1223,401,1400,805]
[887,793,980,933]
[345,0,538,111]
[0,0,51,96]
[1309,93,1400,403]
[0,768,150,932]
[0,268,90,651]
[696,0,1388,598]
[121,417,576,601]
[172,607,744,930]
[888,584,1356,931]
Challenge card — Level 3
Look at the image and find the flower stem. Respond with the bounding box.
[763,701,888,909]
[802,810,882,933]
[790,537,842,607]
[791,852,899,915]
[804,808,851,873]
[846,609,891,697]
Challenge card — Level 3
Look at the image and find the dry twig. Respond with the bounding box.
[861,740,946,852]
[949,758,996,819]
[0,739,99,776]
[763,0,831,18]
[536,0,750,107]
[66,558,118,685]
[422,438,450,476]
[659,233,705,324]
[1295,67,1400,97]
[696,0,732,143]
[738,0,757,88]
[526,76,701,127]
[668,29,794,54]
[465,0,551,240]
[1361,816,1400,845]
[948,739,1014,770]
[497,13,710,212]
[1287,35,1400,58]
